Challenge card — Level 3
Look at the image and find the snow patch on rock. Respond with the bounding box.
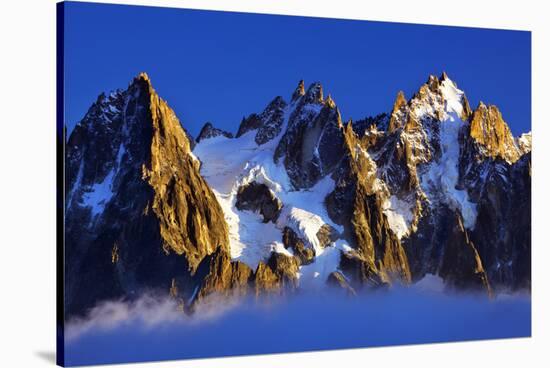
[82,168,115,217]
[421,111,478,229]
[382,195,415,239]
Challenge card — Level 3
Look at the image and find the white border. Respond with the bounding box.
[0,0,548,367]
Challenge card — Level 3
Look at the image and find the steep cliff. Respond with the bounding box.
[65,73,229,316]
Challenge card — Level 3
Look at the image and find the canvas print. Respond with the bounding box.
[57,2,532,366]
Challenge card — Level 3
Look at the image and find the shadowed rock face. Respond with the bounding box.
[65,73,229,317]
[327,271,356,296]
[352,113,389,136]
[274,82,345,189]
[282,227,315,265]
[235,182,282,223]
[236,114,262,138]
[255,97,287,145]
[196,122,233,142]
[457,145,532,291]
[235,96,287,145]
[438,212,492,295]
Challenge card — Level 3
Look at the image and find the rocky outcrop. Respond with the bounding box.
[255,96,287,145]
[388,91,408,133]
[266,253,300,289]
[253,253,299,295]
[339,249,386,288]
[327,271,356,296]
[517,132,532,155]
[196,122,233,142]
[439,212,491,295]
[253,262,280,295]
[316,224,339,249]
[352,113,389,136]
[235,182,282,223]
[461,153,531,291]
[282,227,315,265]
[235,96,287,145]
[141,73,229,270]
[326,123,411,288]
[468,102,520,163]
[195,249,300,304]
[193,248,253,304]
[65,73,229,317]
[236,113,262,138]
[274,81,345,189]
[291,80,305,102]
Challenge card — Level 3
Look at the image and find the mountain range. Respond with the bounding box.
[64,72,531,317]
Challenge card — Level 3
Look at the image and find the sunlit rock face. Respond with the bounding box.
[65,73,229,317]
[65,72,531,318]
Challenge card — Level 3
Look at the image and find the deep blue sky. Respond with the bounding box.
[63,2,531,137]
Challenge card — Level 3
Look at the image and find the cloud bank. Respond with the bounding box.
[63,286,531,367]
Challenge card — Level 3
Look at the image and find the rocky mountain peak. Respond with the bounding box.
[388,90,408,132]
[401,72,472,125]
[274,80,344,189]
[137,71,151,81]
[129,72,154,94]
[234,95,288,145]
[461,93,473,121]
[325,94,336,109]
[270,95,286,107]
[236,114,262,138]
[196,122,234,142]
[427,74,441,92]
[303,82,324,104]
[65,73,229,316]
[517,132,532,155]
[469,102,521,163]
[291,79,306,102]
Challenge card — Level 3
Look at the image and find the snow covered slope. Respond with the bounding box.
[194,91,347,288]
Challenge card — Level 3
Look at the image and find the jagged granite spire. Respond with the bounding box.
[65,73,231,317]
[291,79,305,102]
[388,91,407,133]
[325,94,336,109]
[469,102,520,163]
[274,80,343,189]
[303,82,324,104]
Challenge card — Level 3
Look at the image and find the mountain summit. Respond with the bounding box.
[65,73,231,316]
